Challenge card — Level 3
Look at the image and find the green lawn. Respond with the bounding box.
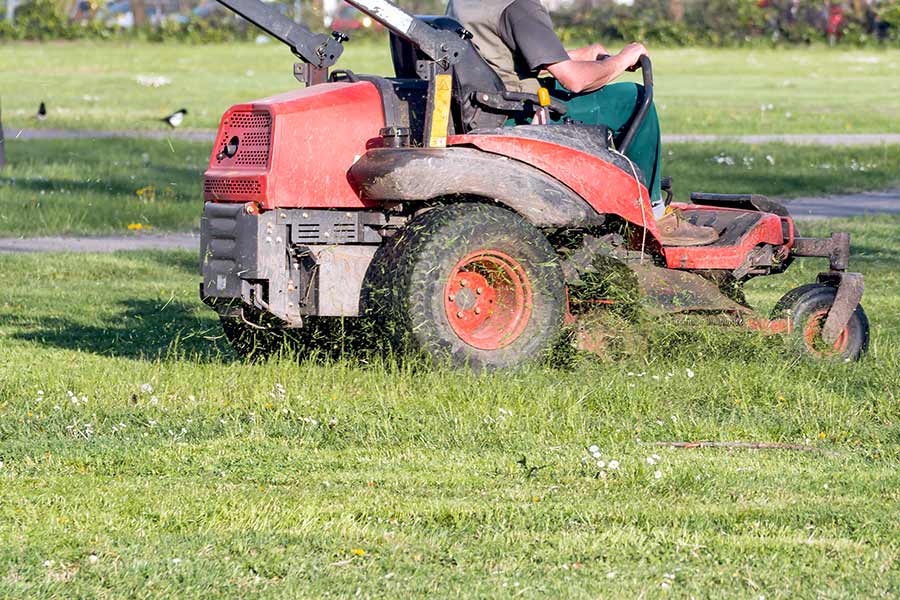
[2,137,899,236]
[0,216,897,597]
[0,41,899,134]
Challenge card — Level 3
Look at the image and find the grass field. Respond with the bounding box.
[0,216,898,597]
[1,41,899,134]
[2,137,899,236]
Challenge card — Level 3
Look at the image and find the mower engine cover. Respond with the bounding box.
[203,81,386,210]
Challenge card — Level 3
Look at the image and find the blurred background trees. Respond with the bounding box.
[0,0,897,45]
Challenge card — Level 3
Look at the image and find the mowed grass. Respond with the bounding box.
[2,137,899,236]
[0,218,897,597]
[1,41,899,134]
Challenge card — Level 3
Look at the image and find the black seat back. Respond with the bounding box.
[389,16,510,132]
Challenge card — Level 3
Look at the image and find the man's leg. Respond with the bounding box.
[552,82,665,218]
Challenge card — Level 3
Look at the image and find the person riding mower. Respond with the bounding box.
[447,0,717,246]
[198,0,869,369]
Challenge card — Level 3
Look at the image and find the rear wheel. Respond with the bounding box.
[771,284,869,361]
[364,203,565,369]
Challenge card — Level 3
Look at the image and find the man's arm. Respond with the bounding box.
[548,43,648,93]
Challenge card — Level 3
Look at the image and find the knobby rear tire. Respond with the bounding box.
[363,203,566,370]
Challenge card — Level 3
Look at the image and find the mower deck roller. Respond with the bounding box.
[200,0,868,367]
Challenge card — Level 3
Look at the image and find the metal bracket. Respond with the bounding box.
[817,271,864,344]
[792,232,850,271]
[294,63,328,87]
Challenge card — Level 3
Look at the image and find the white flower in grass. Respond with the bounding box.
[670,415,678,423]
[596,460,606,468]
[654,470,663,479]
[652,454,660,461]
[140,383,153,394]
[686,368,695,379]
[171,557,182,564]
[606,571,617,579]
[591,450,602,459]
[598,470,608,479]
[88,553,99,564]
[647,456,657,465]
[588,444,600,454]
[608,460,620,470]
[37,390,44,396]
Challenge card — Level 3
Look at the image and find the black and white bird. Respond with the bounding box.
[161,108,187,128]
[36,102,47,121]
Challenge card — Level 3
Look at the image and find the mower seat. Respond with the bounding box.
[389,16,565,132]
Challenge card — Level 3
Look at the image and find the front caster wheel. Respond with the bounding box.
[364,203,566,369]
[772,284,869,361]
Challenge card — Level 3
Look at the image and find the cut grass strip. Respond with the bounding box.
[1,138,899,237]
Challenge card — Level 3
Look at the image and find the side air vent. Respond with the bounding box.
[215,110,272,169]
[204,177,263,197]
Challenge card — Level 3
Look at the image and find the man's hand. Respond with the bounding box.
[568,42,610,62]
[620,42,649,71]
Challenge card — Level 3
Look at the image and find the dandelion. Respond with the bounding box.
[351,548,366,557]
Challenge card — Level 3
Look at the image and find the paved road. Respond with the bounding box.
[5,128,900,146]
[783,187,900,220]
[0,188,896,253]
[0,232,199,253]
[3,127,217,142]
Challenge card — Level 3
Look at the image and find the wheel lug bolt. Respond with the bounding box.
[476,287,483,295]
[457,311,464,319]
[448,294,455,302]
[459,279,467,287]
[474,307,481,315]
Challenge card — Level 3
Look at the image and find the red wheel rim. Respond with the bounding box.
[803,308,850,357]
[444,250,532,350]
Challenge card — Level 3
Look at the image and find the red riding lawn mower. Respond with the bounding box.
[200,0,869,368]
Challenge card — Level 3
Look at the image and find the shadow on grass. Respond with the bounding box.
[6,298,231,362]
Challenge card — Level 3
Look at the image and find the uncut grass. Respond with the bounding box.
[1,42,899,134]
[2,138,899,236]
[0,218,897,597]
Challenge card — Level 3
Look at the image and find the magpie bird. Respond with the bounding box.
[161,108,187,128]
[37,102,47,121]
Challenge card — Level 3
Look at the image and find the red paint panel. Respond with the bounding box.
[664,203,787,270]
[204,82,385,209]
[448,133,661,243]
